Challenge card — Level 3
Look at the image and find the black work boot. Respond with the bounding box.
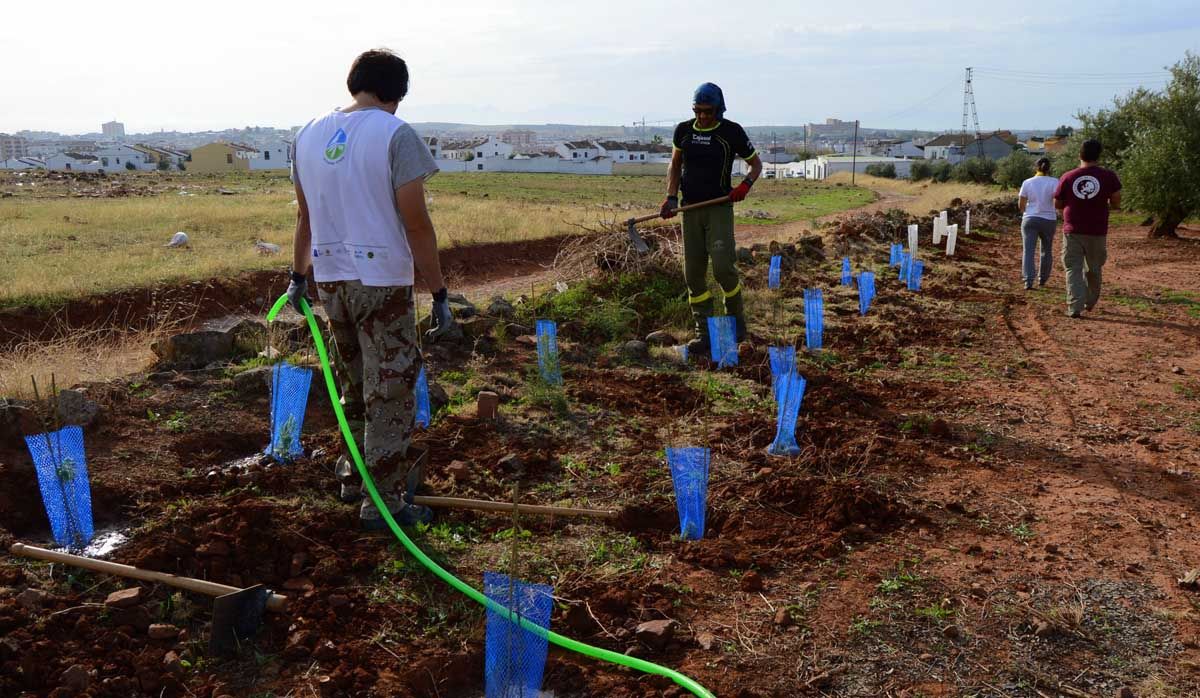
[335,455,362,503]
[686,314,712,359]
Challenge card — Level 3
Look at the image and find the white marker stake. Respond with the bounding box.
[932,216,942,245]
[940,210,949,229]
[946,224,958,256]
[908,224,919,257]
[965,209,971,236]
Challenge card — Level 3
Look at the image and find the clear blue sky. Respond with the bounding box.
[2,0,1194,134]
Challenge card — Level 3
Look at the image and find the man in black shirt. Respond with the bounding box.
[662,82,762,354]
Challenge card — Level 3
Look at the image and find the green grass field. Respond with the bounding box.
[0,171,871,309]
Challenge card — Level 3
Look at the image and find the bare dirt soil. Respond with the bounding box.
[2,202,1199,698]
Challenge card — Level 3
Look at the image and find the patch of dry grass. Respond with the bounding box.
[0,171,873,309]
[826,172,1009,216]
[0,329,161,399]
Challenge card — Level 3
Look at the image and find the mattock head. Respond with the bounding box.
[625,219,651,254]
[209,584,271,656]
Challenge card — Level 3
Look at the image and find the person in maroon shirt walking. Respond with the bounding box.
[1054,139,1122,318]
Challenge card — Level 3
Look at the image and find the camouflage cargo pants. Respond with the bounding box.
[317,280,422,521]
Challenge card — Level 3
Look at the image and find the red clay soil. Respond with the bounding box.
[2,213,1199,697]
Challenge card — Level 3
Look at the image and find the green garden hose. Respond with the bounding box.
[267,294,715,698]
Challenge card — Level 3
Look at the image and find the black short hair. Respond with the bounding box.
[1080,139,1102,163]
[1035,157,1051,173]
[347,49,409,103]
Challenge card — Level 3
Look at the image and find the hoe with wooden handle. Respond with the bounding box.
[403,449,617,521]
[10,542,286,656]
[624,194,731,253]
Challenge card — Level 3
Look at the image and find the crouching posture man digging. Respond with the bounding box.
[287,49,457,529]
[662,82,763,355]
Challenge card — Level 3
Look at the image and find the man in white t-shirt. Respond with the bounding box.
[1017,156,1058,290]
[287,48,456,530]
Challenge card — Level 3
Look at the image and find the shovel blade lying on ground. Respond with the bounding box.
[210,584,272,656]
[10,543,287,657]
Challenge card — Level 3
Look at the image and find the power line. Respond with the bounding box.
[974,67,1169,78]
[975,74,1168,88]
[877,77,960,121]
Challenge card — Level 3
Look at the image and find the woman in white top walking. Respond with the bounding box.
[1017,157,1058,290]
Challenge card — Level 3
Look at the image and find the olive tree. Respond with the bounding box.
[1072,52,1200,238]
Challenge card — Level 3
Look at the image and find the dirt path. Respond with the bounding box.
[889,222,1200,695]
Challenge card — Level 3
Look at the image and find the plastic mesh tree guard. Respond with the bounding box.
[535,320,562,385]
[667,447,711,540]
[804,289,824,350]
[707,316,738,368]
[859,272,876,315]
[484,571,553,698]
[768,372,806,457]
[899,252,911,281]
[768,345,796,404]
[25,426,93,549]
[267,362,312,462]
[908,260,925,291]
[415,364,431,429]
[841,257,852,286]
[768,255,782,289]
[890,243,902,266]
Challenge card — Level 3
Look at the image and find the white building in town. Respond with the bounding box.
[45,153,101,172]
[802,155,913,180]
[555,140,601,160]
[94,144,155,171]
[248,142,291,170]
[0,157,45,170]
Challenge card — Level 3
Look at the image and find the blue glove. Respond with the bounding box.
[426,288,455,341]
[286,271,308,314]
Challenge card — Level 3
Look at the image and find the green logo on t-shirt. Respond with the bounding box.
[324,129,348,163]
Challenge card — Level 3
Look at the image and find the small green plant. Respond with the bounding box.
[522,370,569,416]
[850,615,880,634]
[1008,522,1036,542]
[878,569,922,594]
[1110,294,1152,313]
[899,414,932,434]
[492,526,533,542]
[915,601,954,621]
[415,521,477,552]
[273,414,298,456]
[587,534,648,572]
[439,369,471,386]
[163,411,189,433]
[55,456,76,483]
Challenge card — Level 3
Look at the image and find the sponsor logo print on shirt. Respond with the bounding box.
[1072,175,1100,200]
[324,129,348,163]
[690,134,712,145]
